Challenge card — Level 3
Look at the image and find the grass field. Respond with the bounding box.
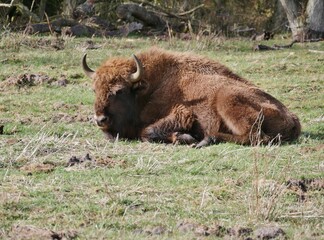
[0,33,323,239]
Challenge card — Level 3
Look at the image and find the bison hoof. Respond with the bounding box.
[194,136,215,148]
[172,132,197,145]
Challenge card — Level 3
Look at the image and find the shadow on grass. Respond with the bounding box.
[302,132,324,141]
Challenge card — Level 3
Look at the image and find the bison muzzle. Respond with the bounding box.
[82,47,301,147]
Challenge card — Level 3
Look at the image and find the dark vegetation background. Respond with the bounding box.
[0,0,293,38]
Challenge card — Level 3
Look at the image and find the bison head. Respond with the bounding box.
[82,54,144,139]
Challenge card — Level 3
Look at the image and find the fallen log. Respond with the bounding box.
[24,18,78,34]
[61,24,97,37]
[24,16,116,37]
[116,3,166,29]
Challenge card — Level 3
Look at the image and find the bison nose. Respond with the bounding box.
[95,115,108,126]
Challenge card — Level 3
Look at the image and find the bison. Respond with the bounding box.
[82,47,301,147]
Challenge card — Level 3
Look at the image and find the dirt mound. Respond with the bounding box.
[20,162,55,175]
[255,226,285,239]
[0,74,68,88]
[175,220,287,239]
[134,226,169,236]
[51,103,93,124]
[51,112,92,123]
[66,153,126,169]
[286,177,323,202]
[287,178,324,192]
[177,220,253,238]
[9,224,77,240]
[21,38,65,50]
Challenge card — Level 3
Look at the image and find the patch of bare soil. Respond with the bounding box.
[255,226,285,239]
[21,38,65,50]
[51,112,92,123]
[66,153,126,170]
[176,220,252,238]
[287,178,324,192]
[9,224,77,240]
[20,162,55,175]
[146,226,168,235]
[52,102,78,111]
[134,226,169,236]
[0,74,69,88]
[133,221,286,239]
[51,103,93,124]
[300,144,324,154]
[176,221,288,239]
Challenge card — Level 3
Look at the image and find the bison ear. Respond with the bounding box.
[132,80,149,93]
[109,84,124,95]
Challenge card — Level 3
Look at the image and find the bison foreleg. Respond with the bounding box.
[194,131,271,147]
[141,104,197,144]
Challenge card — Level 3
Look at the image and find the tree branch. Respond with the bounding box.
[130,0,204,20]
[177,4,205,16]
[308,49,324,54]
[0,0,15,8]
[253,41,297,51]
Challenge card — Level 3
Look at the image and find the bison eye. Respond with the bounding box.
[115,89,124,95]
[115,88,129,96]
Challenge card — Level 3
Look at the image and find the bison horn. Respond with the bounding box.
[129,54,143,83]
[82,54,95,78]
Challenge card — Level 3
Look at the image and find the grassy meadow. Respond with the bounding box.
[0,33,323,239]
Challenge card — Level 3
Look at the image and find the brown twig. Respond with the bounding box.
[254,40,297,51]
[273,40,297,49]
[303,38,324,42]
[44,12,53,35]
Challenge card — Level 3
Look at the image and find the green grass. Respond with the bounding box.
[0,33,323,239]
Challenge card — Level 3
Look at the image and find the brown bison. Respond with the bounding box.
[82,47,301,147]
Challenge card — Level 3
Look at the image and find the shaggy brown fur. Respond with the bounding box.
[85,47,301,146]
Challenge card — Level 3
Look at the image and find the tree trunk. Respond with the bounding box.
[306,0,324,37]
[280,0,324,41]
[62,0,77,18]
[271,0,287,32]
[38,0,47,21]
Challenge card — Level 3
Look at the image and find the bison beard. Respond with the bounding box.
[82,47,301,147]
